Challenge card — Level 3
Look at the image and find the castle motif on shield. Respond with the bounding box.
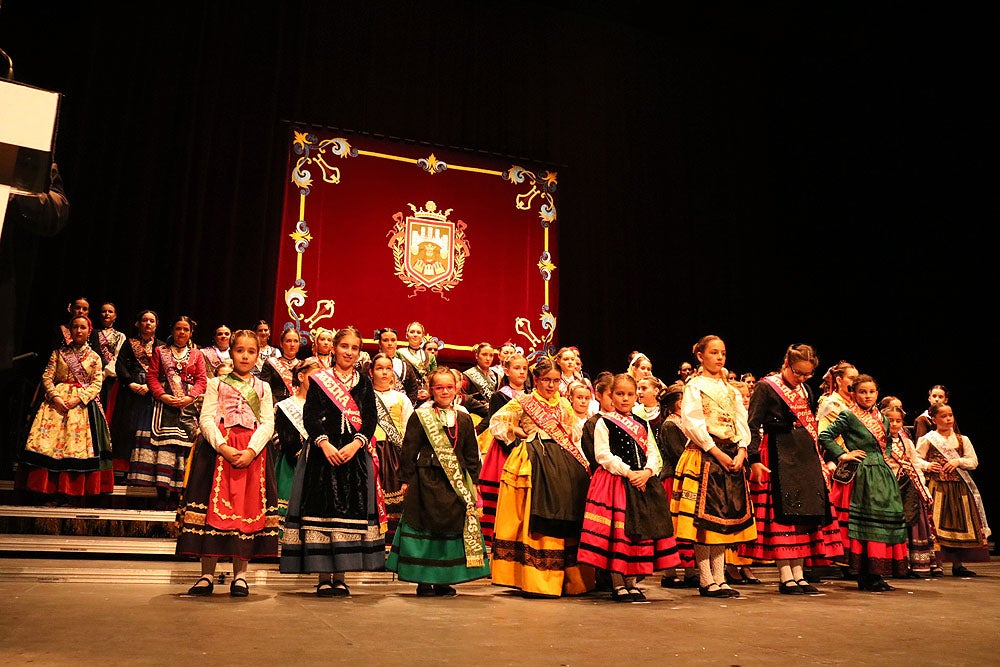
[387,201,470,299]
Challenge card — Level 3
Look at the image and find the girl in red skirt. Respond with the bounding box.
[176,330,277,597]
[579,373,679,602]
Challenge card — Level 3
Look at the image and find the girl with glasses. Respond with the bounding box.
[489,356,595,597]
[740,344,843,595]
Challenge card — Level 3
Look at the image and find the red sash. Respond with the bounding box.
[602,411,648,451]
[761,375,819,442]
[312,368,363,432]
[267,356,296,394]
[849,403,887,451]
[515,393,589,471]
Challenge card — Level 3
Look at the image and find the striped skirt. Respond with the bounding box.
[490,442,595,596]
[386,517,491,584]
[578,469,680,575]
[477,438,508,549]
[670,446,756,546]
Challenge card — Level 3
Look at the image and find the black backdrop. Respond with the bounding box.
[0,2,995,527]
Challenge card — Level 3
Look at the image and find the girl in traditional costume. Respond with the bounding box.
[626,350,653,383]
[18,315,113,499]
[819,374,908,591]
[369,352,415,550]
[913,385,960,440]
[656,381,698,589]
[252,319,278,374]
[915,403,990,576]
[396,321,434,404]
[127,315,207,509]
[670,335,756,599]
[462,342,500,407]
[177,330,277,597]
[273,360,320,536]
[740,344,843,595]
[489,356,595,597]
[478,353,530,548]
[387,367,490,595]
[374,327,420,405]
[579,373,679,602]
[201,324,233,379]
[882,404,943,577]
[259,326,301,406]
[92,302,125,420]
[304,327,334,369]
[110,310,162,481]
[280,326,384,597]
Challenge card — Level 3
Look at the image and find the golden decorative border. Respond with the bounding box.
[281,129,558,360]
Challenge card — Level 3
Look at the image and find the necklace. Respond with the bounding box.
[434,406,459,445]
[334,367,357,389]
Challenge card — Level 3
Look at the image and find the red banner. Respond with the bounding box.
[272,128,560,365]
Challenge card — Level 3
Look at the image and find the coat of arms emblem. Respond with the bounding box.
[387,201,470,298]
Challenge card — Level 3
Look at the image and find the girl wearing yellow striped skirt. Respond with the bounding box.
[670,335,756,599]
[579,374,679,602]
[176,331,278,597]
[387,367,490,596]
[489,356,595,597]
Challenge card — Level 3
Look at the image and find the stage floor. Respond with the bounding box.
[2,556,998,665]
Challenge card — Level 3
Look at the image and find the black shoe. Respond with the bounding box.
[660,575,680,588]
[952,565,977,577]
[612,586,632,602]
[859,575,894,592]
[721,586,741,598]
[698,585,731,598]
[628,587,647,602]
[740,568,763,584]
[230,577,249,598]
[433,584,457,597]
[930,567,945,578]
[682,575,701,588]
[905,571,924,579]
[186,576,214,596]
[795,579,820,595]
[416,583,436,597]
[778,581,805,595]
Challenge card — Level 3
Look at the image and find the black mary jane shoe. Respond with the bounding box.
[929,567,945,578]
[698,585,731,598]
[230,577,249,598]
[187,576,215,596]
[628,587,647,602]
[952,565,978,578]
[433,584,458,597]
[720,586,741,598]
[778,581,805,595]
[416,583,436,597]
[858,575,894,592]
[794,579,820,595]
[612,586,632,602]
[740,568,763,585]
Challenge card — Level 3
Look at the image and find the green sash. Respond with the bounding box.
[220,374,262,422]
[415,407,484,568]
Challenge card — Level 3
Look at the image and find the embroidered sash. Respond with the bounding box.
[922,430,991,539]
[202,346,224,371]
[130,338,153,372]
[415,407,484,567]
[277,397,308,440]
[60,324,72,346]
[848,403,887,450]
[375,392,404,448]
[158,346,191,398]
[267,356,296,394]
[515,393,589,471]
[464,366,496,400]
[60,345,104,416]
[397,347,429,378]
[311,369,363,432]
[97,329,121,365]
[762,375,819,442]
[603,411,649,450]
[220,374,262,422]
[888,434,932,506]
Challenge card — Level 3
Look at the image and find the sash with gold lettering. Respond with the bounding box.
[602,411,649,452]
[267,356,297,395]
[416,407,484,567]
[761,375,818,442]
[515,393,589,471]
[849,403,887,451]
[311,369,363,433]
